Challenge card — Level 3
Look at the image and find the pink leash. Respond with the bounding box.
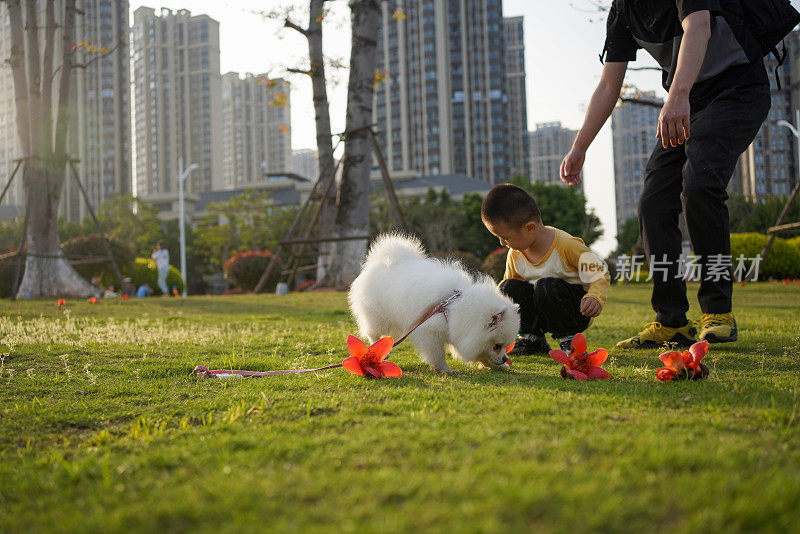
[192,290,462,379]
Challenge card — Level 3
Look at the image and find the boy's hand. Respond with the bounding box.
[580,296,602,317]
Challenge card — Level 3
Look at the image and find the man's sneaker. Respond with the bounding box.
[616,320,697,349]
[557,335,574,355]
[699,313,737,343]
[508,335,551,356]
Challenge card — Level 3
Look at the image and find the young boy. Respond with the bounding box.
[481,184,610,355]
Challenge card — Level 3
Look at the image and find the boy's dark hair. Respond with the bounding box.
[481,184,542,228]
[158,240,166,248]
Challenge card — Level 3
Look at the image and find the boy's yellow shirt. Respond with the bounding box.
[503,226,610,307]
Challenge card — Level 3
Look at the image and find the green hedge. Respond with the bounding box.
[60,234,135,286]
[224,250,278,292]
[787,236,800,255]
[130,257,184,295]
[730,233,800,280]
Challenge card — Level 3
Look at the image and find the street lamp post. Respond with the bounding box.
[777,110,800,176]
[776,109,800,214]
[759,110,800,272]
[177,157,199,297]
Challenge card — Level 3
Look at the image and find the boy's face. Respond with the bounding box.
[482,218,537,251]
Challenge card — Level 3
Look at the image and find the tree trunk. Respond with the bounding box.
[8,0,95,298]
[317,0,380,290]
[16,159,96,299]
[308,0,336,281]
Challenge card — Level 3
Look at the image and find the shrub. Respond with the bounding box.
[730,233,800,280]
[60,234,134,286]
[129,257,184,295]
[224,250,279,292]
[787,236,800,256]
[482,248,507,282]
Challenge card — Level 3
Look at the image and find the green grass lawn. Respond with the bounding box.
[1,283,799,533]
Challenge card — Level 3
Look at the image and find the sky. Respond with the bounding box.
[129,0,800,256]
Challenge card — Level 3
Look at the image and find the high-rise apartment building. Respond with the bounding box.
[733,31,799,201]
[0,1,130,221]
[611,91,662,235]
[221,73,291,189]
[504,16,529,179]
[131,7,223,213]
[374,0,509,184]
[528,122,580,190]
[293,149,319,181]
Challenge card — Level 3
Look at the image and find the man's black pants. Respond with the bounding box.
[638,84,770,327]
[499,278,591,339]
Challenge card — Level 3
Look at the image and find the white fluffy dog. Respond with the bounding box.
[348,234,520,374]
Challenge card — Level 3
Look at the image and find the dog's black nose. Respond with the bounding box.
[501,356,508,364]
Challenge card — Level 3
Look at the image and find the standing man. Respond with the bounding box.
[151,241,170,296]
[561,1,771,348]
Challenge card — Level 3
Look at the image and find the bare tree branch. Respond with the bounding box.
[71,35,128,70]
[24,0,41,154]
[41,0,56,152]
[6,0,31,156]
[287,67,313,76]
[54,0,77,157]
[284,17,308,36]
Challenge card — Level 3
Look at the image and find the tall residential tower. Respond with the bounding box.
[611,91,663,236]
[374,0,509,183]
[0,1,131,221]
[504,15,529,179]
[221,73,291,189]
[131,7,223,214]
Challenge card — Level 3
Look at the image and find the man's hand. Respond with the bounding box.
[560,148,585,186]
[656,93,690,149]
[580,296,602,317]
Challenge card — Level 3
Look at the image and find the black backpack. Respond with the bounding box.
[737,0,800,89]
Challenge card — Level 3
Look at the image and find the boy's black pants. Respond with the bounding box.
[499,278,591,339]
[638,83,770,327]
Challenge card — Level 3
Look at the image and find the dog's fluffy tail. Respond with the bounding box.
[365,233,425,267]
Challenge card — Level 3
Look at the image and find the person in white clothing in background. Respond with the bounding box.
[151,241,170,296]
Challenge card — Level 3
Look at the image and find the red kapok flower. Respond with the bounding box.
[87,297,97,304]
[121,294,129,300]
[343,335,401,379]
[656,340,709,381]
[57,298,66,306]
[504,342,514,366]
[549,333,610,380]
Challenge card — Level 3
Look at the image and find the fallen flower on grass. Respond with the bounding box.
[121,294,129,300]
[87,297,97,304]
[656,340,710,381]
[343,335,402,378]
[549,333,610,380]
[57,298,66,307]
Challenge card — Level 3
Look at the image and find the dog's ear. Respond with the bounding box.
[486,309,505,330]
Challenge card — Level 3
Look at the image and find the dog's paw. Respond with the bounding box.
[496,363,510,372]
[434,367,457,375]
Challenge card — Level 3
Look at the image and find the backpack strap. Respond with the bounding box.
[599,42,608,65]
[770,40,788,91]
